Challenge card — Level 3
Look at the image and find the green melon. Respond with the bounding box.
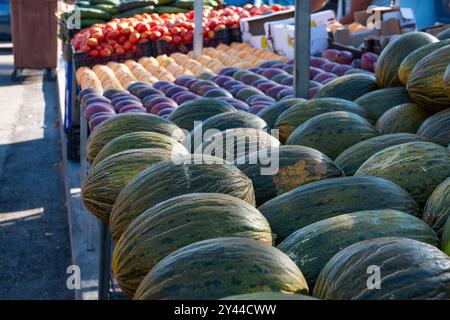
[398,39,450,85]
[417,108,450,146]
[221,292,317,300]
[315,74,379,101]
[133,237,309,300]
[335,133,431,175]
[407,45,450,113]
[236,87,265,102]
[189,111,267,152]
[257,98,306,128]
[257,176,422,243]
[81,148,173,223]
[285,111,379,160]
[109,154,256,243]
[86,113,185,163]
[167,98,237,131]
[422,178,450,235]
[375,32,438,88]
[437,28,450,40]
[274,98,370,143]
[236,145,344,206]
[199,128,280,162]
[375,103,430,134]
[355,141,450,206]
[442,216,450,255]
[279,210,438,290]
[113,193,273,296]
[353,87,412,120]
[314,237,450,300]
[445,65,450,98]
[92,131,188,166]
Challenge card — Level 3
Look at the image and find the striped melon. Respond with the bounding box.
[274,98,370,143]
[92,131,188,166]
[315,74,379,101]
[133,237,309,300]
[86,113,185,163]
[286,111,379,160]
[353,87,412,120]
[81,148,173,223]
[445,65,450,98]
[407,45,450,113]
[335,133,431,175]
[398,39,450,85]
[257,98,306,128]
[375,103,430,134]
[110,154,256,243]
[221,292,317,300]
[314,237,450,300]
[257,176,422,243]
[113,193,273,296]
[417,109,450,146]
[375,32,438,88]
[198,128,280,162]
[278,210,438,289]
[442,217,450,255]
[236,145,344,206]
[355,141,450,206]
[422,178,450,235]
[167,98,237,131]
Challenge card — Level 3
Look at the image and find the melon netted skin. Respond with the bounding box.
[314,237,450,300]
[286,111,379,160]
[422,178,450,235]
[257,176,422,243]
[133,237,309,300]
[92,131,189,166]
[110,154,256,243]
[81,148,173,223]
[355,141,450,206]
[278,210,438,290]
[113,193,273,296]
[236,145,344,206]
[86,113,185,162]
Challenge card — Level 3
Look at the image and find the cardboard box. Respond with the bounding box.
[240,9,295,49]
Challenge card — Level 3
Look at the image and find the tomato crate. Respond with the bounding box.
[73,41,154,69]
[152,29,233,56]
[228,27,242,43]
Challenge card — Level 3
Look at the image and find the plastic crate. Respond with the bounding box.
[73,41,154,69]
[228,27,243,43]
[67,126,80,162]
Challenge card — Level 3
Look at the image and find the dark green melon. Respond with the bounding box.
[398,39,450,85]
[422,178,450,235]
[236,87,265,102]
[279,210,438,290]
[442,217,450,255]
[236,145,344,206]
[199,128,280,162]
[437,28,450,40]
[335,133,431,175]
[113,193,273,296]
[133,237,309,300]
[221,292,317,300]
[86,113,185,163]
[285,111,379,160]
[167,98,237,131]
[257,98,306,128]
[257,176,422,243]
[189,111,267,152]
[353,87,412,120]
[110,154,256,243]
[417,108,450,146]
[315,74,379,101]
[407,45,450,113]
[355,141,450,206]
[274,98,370,143]
[81,148,173,223]
[92,131,188,166]
[375,103,430,134]
[375,32,438,88]
[314,237,450,300]
[445,65,450,98]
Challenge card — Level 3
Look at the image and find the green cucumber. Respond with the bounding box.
[113,5,155,18]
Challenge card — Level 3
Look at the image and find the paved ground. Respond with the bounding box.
[0,44,73,299]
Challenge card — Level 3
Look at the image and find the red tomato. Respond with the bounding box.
[129,31,141,44]
[172,35,182,45]
[118,36,127,45]
[149,31,162,40]
[123,41,133,51]
[120,26,134,36]
[107,29,120,40]
[89,50,99,58]
[86,38,98,49]
[272,4,282,11]
[161,35,172,43]
[136,23,150,33]
[100,48,112,57]
[115,46,125,55]
[182,32,193,43]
